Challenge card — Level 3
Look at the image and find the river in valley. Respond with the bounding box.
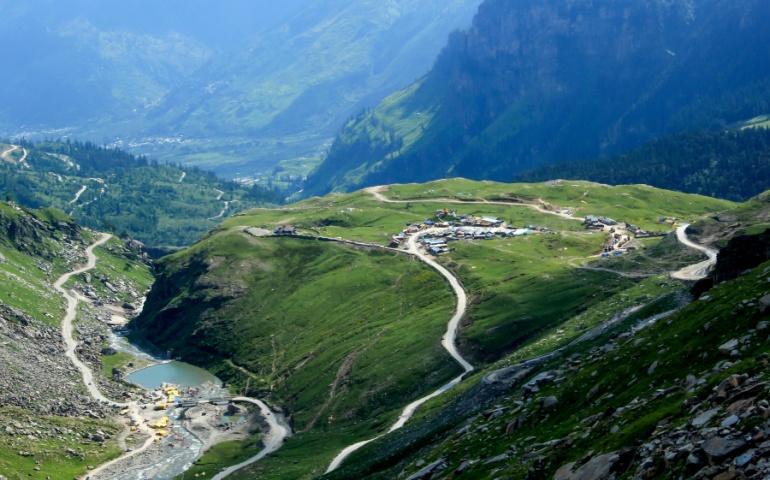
[101,332,233,480]
[105,409,205,480]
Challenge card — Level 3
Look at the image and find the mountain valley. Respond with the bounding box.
[1,0,770,478]
[1,177,770,479]
[304,0,770,197]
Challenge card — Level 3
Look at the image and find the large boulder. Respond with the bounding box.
[701,436,747,464]
[554,449,635,480]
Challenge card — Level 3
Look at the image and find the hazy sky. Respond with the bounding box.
[0,0,315,48]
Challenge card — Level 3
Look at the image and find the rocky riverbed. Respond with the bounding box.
[91,402,261,480]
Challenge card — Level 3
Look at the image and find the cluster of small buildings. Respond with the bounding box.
[601,233,633,256]
[625,222,666,238]
[387,208,549,255]
[417,227,538,255]
[584,215,618,230]
[585,214,667,239]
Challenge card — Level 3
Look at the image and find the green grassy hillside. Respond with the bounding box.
[0,202,154,479]
[134,179,736,478]
[326,239,770,480]
[134,230,459,476]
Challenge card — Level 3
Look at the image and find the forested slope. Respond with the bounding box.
[304,0,770,196]
[515,128,770,202]
[0,140,283,247]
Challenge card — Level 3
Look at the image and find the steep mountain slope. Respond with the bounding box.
[0,0,482,176]
[515,127,770,202]
[305,0,770,196]
[0,203,154,478]
[132,179,735,478]
[149,0,481,136]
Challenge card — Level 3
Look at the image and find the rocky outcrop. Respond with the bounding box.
[712,229,770,284]
[694,228,770,297]
[306,0,770,195]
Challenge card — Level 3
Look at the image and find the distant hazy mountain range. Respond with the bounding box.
[0,0,482,176]
[304,0,770,196]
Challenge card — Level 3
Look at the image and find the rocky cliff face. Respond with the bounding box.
[306,0,770,195]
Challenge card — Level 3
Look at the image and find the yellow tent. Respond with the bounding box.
[149,417,169,429]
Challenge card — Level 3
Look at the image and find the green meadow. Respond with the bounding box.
[143,179,741,478]
[0,408,123,480]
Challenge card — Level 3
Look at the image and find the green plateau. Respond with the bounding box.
[131,178,740,479]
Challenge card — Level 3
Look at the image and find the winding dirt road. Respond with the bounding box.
[407,231,473,373]
[55,233,119,403]
[211,398,291,480]
[68,185,88,205]
[208,201,231,220]
[53,233,165,480]
[1,145,28,167]
[365,185,581,221]
[326,185,589,472]
[325,188,719,472]
[326,229,474,472]
[56,234,289,479]
[327,185,706,472]
[207,189,232,221]
[671,224,718,280]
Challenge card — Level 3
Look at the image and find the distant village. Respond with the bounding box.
[271,206,673,258]
[387,208,551,255]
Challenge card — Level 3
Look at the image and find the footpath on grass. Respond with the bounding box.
[365,185,581,221]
